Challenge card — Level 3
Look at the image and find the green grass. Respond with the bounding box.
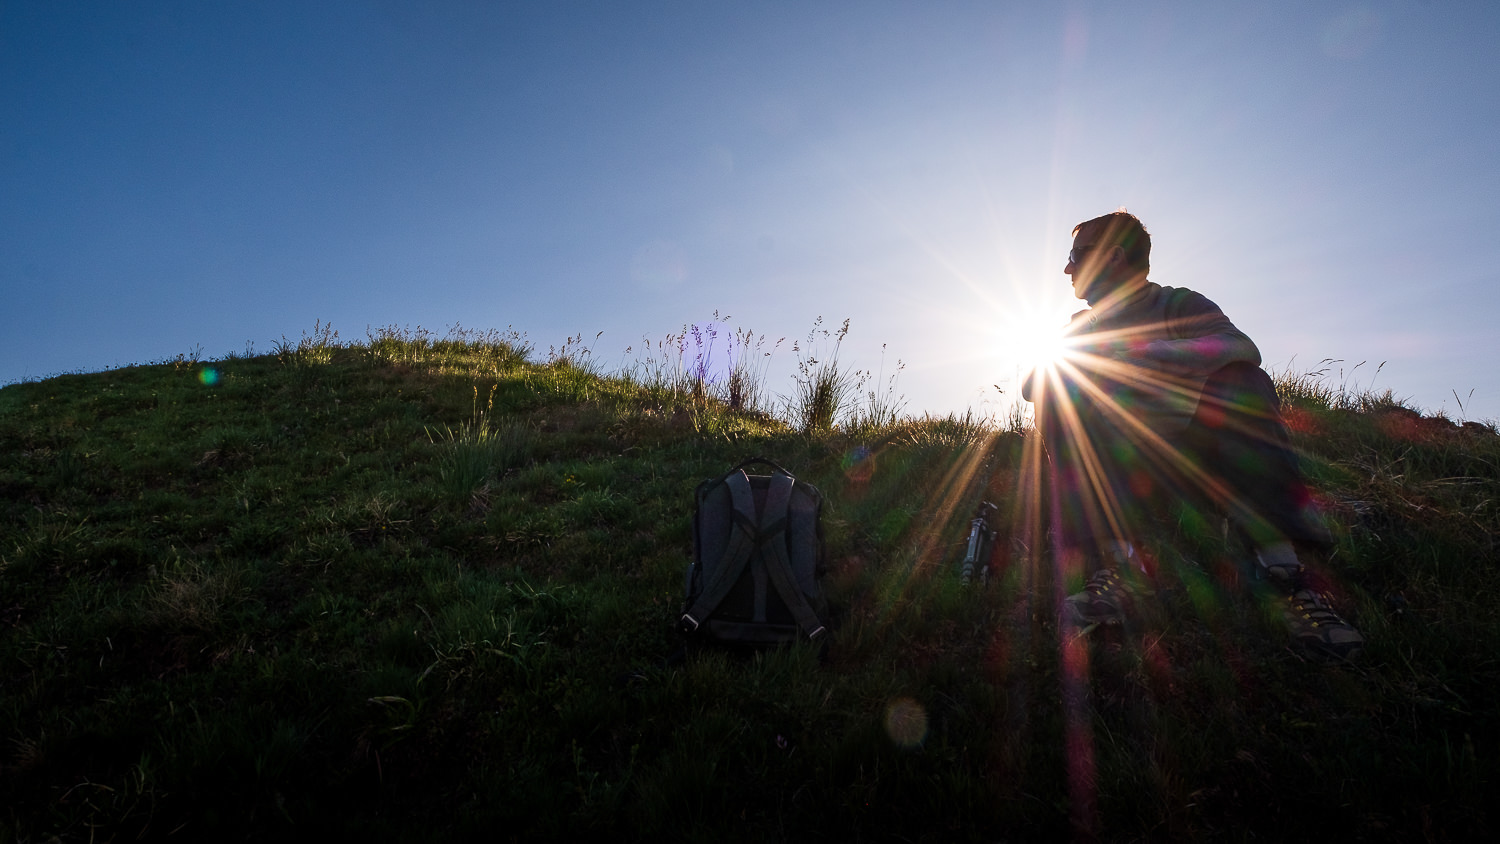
[1,327,1497,841]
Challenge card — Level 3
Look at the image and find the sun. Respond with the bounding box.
[999,314,1069,376]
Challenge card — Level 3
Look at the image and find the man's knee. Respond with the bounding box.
[1199,362,1280,420]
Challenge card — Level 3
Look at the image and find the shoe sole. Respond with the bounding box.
[1299,639,1365,662]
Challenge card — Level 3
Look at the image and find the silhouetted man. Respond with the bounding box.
[1022,210,1363,660]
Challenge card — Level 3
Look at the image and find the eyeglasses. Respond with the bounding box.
[1067,246,1097,265]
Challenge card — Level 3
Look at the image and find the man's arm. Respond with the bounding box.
[1142,290,1261,376]
[1141,331,1260,375]
[1021,368,1037,403]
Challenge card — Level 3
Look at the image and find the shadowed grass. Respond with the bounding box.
[0,325,1496,841]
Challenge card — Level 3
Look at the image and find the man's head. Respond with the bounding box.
[1065,210,1151,304]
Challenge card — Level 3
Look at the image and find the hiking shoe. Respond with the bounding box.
[1258,558,1305,590]
[1282,589,1365,660]
[1255,542,1318,590]
[1063,568,1150,629]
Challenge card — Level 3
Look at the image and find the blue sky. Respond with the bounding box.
[4,1,1498,422]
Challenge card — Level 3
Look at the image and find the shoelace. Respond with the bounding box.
[1084,569,1122,596]
[1285,591,1344,629]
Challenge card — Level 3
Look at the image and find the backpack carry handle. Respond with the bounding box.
[696,457,797,499]
[726,456,795,479]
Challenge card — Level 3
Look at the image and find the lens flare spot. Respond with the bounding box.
[884,697,928,748]
[841,445,875,483]
[198,367,220,386]
[685,321,732,384]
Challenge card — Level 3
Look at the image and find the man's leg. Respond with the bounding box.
[1180,363,1329,560]
[1035,372,1154,626]
[1181,363,1364,658]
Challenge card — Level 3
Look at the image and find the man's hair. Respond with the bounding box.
[1072,210,1151,274]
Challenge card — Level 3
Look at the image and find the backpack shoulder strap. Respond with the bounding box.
[757,474,827,640]
[681,470,758,633]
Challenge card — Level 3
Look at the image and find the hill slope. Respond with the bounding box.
[2,332,1497,841]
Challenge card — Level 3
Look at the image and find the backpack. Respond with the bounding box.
[680,458,828,646]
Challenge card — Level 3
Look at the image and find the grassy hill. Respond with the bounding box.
[2,325,1497,842]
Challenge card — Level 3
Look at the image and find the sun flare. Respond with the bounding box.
[1001,316,1069,376]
